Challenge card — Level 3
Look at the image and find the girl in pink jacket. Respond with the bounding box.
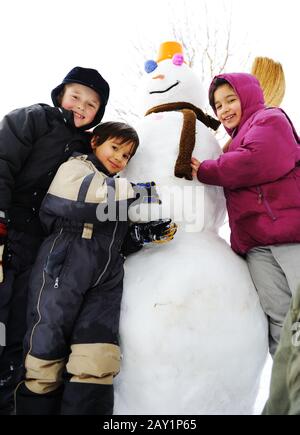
[191,73,300,356]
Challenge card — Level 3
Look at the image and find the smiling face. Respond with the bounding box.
[141,59,206,112]
[91,137,134,174]
[214,84,242,130]
[61,83,101,128]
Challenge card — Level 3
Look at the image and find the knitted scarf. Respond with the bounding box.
[145,102,220,180]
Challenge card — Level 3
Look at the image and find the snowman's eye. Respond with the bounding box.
[172,53,184,66]
[145,60,158,74]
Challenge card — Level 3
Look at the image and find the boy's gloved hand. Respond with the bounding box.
[120,219,177,257]
[0,220,8,284]
[131,219,177,245]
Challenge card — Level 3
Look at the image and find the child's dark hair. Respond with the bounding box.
[92,122,139,159]
[209,78,230,109]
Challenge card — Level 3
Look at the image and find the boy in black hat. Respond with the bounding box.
[0,66,109,414]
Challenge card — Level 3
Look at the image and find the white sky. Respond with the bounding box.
[0,0,299,124]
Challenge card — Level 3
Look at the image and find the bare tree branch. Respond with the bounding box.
[109,0,250,123]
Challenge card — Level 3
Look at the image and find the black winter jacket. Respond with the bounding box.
[0,104,91,236]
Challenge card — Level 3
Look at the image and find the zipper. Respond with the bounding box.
[257,188,263,205]
[64,139,80,154]
[256,187,277,221]
[28,227,63,354]
[91,221,118,288]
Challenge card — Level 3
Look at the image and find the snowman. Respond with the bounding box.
[114,42,268,415]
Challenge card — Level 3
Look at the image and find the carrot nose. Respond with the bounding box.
[152,74,165,80]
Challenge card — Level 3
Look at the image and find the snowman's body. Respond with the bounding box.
[114,55,268,414]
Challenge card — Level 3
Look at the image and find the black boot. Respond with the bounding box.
[61,382,114,415]
[15,382,64,415]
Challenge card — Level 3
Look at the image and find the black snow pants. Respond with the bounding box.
[0,229,43,415]
[15,222,124,415]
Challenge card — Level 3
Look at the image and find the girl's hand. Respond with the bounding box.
[191,157,201,178]
[222,138,232,153]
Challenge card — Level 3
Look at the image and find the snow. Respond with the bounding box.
[254,355,272,414]
[220,223,273,415]
[114,43,268,415]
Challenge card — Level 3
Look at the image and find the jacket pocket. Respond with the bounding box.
[44,232,72,287]
[256,186,277,221]
[44,248,66,277]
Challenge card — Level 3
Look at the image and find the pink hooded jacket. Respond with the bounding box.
[198,73,300,255]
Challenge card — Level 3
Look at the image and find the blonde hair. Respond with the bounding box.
[251,57,285,107]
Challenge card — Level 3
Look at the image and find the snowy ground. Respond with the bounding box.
[254,354,272,414]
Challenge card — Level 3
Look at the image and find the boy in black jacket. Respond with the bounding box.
[0,66,110,414]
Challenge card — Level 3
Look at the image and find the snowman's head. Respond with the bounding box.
[140,42,206,113]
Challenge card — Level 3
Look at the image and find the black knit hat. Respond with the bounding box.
[51,66,110,129]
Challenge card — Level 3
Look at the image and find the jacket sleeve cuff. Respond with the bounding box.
[197,160,223,186]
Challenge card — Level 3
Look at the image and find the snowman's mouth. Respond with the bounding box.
[149,81,180,94]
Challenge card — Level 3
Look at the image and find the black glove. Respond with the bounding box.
[120,219,177,257]
[120,230,144,257]
[131,219,177,245]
